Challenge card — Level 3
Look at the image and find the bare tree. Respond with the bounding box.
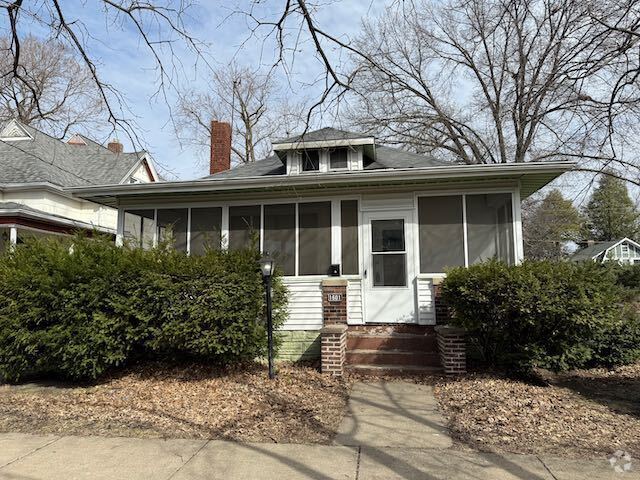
[175,64,308,166]
[0,35,106,138]
[234,0,640,185]
[1,0,206,146]
[345,0,640,174]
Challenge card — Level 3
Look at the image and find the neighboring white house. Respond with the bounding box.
[72,123,573,370]
[572,238,640,265]
[0,119,159,249]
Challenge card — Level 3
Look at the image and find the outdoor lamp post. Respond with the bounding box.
[259,256,275,379]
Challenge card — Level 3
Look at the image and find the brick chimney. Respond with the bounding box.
[210,120,231,175]
[107,139,124,154]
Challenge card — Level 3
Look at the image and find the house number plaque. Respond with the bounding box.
[327,293,342,302]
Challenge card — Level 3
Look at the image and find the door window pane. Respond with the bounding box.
[301,150,320,171]
[418,196,465,273]
[372,219,405,252]
[190,207,222,255]
[157,209,188,252]
[229,205,261,250]
[341,200,359,275]
[466,193,514,265]
[264,204,295,276]
[124,209,155,248]
[373,254,407,286]
[330,148,348,169]
[299,202,331,275]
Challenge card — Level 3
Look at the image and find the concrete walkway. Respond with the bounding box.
[0,381,635,479]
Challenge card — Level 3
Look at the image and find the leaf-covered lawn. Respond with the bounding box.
[434,363,640,458]
[0,362,349,444]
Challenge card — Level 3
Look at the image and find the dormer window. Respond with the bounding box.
[329,148,348,170]
[301,150,320,171]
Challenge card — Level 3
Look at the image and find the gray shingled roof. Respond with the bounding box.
[273,127,372,144]
[0,201,42,213]
[571,241,619,261]
[204,143,450,180]
[0,121,145,187]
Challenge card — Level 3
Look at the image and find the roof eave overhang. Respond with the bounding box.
[68,161,575,208]
[0,207,114,234]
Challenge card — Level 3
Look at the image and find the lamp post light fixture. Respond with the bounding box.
[259,256,276,379]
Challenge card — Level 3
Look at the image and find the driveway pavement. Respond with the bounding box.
[0,381,635,479]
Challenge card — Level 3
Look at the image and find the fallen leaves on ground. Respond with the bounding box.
[0,362,349,444]
[434,363,640,458]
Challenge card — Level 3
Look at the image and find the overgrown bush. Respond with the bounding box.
[441,260,639,374]
[0,235,287,382]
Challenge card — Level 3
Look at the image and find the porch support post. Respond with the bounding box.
[9,226,17,250]
[434,325,467,375]
[321,278,348,376]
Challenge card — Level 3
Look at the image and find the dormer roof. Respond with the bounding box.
[273,127,375,150]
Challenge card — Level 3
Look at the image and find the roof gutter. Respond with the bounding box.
[68,161,575,199]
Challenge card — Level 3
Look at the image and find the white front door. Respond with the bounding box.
[363,210,416,323]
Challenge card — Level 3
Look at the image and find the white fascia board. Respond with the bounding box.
[272,138,376,151]
[0,206,114,234]
[0,182,75,198]
[68,161,576,200]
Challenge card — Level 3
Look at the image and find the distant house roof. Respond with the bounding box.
[572,237,640,261]
[0,120,155,187]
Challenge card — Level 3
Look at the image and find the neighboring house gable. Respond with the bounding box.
[0,119,159,247]
[572,238,640,264]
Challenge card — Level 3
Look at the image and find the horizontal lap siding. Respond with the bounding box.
[281,279,323,330]
[347,279,363,324]
[417,278,436,325]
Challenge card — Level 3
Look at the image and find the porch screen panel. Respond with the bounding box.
[229,205,261,250]
[190,207,222,255]
[341,200,359,275]
[418,196,464,273]
[466,193,514,265]
[124,209,155,248]
[264,203,295,276]
[157,208,188,252]
[299,202,331,275]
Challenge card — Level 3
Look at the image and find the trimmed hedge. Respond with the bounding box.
[442,260,640,374]
[0,235,287,382]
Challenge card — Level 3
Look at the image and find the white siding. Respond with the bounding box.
[417,277,436,325]
[281,278,323,330]
[347,278,363,324]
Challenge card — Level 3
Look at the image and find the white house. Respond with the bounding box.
[572,238,640,265]
[71,122,573,372]
[0,119,159,250]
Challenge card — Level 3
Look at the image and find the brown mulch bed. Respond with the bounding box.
[0,362,350,444]
[434,363,640,458]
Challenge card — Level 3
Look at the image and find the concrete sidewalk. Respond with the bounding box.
[0,432,633,479]
[0,381,635,479]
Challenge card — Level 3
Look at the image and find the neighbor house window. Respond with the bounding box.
[341,200,359,274]
[157,208,188,252]
[298,202,331,275]
[264,204,296,276]
[301,149,320,171]
[190,207,222,255]
[329,148,348,170]
[418,196,465,273]
[229,205,261,250]
[124,209,155,248]
[466,193,514,265]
